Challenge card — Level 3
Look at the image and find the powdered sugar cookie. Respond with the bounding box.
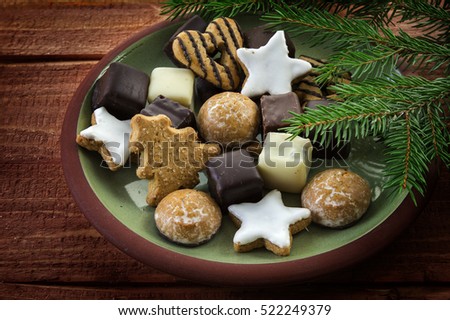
[155,189,222,246]
[301,169,371,228]
[197,92,260,147]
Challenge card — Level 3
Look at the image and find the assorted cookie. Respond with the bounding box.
[141,95,197,130]
[169,17,244,91]
[91,62,149,120]
[129,114,220,206]
[260,92,302,138]
[228,189,311,256]
[237,31,312,97]
[148,67,195,109]
[197,92,260,147]
[76,16,371,253]
[301,169,371,228]
[205,149,264,213]
[257,132,312,194]
[76,107,131,171]
[155,189,221,246]
[163,15,208,66]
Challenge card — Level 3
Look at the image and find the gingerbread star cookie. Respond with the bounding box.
[237,31,312,97]
[228,189,311,256]
[76,107,131,171]
[129,114,220,206]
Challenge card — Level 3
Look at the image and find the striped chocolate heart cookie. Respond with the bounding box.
[170,17,244,91]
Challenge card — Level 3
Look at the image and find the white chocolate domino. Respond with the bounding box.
[257,132,312,193]
[148,67,195,109]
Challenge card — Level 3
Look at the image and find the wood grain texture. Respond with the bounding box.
[0,2,449,299]
[0,3,164,60]
[1,283,450,300]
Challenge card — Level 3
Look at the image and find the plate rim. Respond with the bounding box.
[61,18,438,286]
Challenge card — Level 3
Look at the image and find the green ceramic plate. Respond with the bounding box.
[61,16,431,285]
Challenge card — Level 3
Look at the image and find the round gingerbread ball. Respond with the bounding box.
[155,189,222,246]
[301,168,371,228]
[197,92,260,147]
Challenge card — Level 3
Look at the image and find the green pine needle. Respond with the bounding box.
[284,75,450,202]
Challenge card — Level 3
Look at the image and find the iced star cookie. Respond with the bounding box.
[228,190,311,256]
[129,114,220,206]
[155,189,222,246]
[237,31,312,98]
[76,107,131,171]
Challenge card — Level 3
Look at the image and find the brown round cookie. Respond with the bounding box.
[301,169,371,228]
[197,92,260,147]
[154,189,222,246]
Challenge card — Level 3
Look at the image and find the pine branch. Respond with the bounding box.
[396,0,450,43]
[262,4,450,75]
[160,0,282,20]
[284,75,450,201]
[160,0,209,20]
[314,45,401,83]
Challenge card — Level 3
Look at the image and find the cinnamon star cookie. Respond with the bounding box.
[228,189,311,256]
[237,31,312,97]
[76,107,131,171]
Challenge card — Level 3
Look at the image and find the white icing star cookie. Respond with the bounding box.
[228,189,311,256]
[77,107,131,169]
[237,31,312,97]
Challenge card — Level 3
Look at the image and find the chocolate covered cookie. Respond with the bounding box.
[91,62,149,120]
[141,95,196,130]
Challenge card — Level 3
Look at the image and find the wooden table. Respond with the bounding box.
[1,1,449,299]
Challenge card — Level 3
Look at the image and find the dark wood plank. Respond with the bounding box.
[0,61,178,284]
[1,283,449,299]
[0,3,164,60]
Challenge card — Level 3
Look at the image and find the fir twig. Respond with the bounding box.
[161,0,277,20]
[396,0,450,43]
[262,4,450,75]
[284,75,450,202]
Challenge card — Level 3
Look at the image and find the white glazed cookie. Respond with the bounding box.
[76,107,131,170]
[155,189,222,246]
[301,168,371,228]
[228,189,311,256]
[237,31,312,98]
[197,92,260,147]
